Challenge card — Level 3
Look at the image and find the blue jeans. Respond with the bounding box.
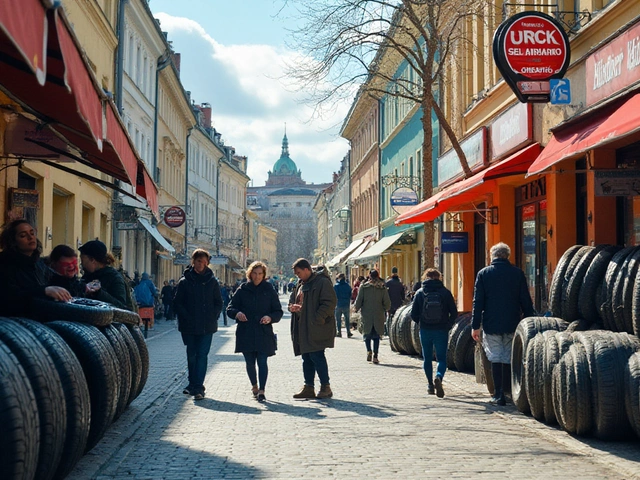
[335,306,350,333]
[243,351,269,390]
[364,327,380,354]
[302,350,330,386]
[181,333,213,393]
[419,328,448,385]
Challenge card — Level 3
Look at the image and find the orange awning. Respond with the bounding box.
[396,143,541,225]
[528,93,640,176]
[0,3,158,214]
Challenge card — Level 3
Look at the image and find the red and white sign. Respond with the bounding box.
[586,21,640,106]
[164,206,186,228]
[503,14,569,80]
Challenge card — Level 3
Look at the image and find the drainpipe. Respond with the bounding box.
[215,157,222,256]
[152,52,172,180]
[115,0,129,115]
[184,127,193,252]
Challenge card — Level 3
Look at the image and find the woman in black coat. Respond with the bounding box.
[227,261,283,402]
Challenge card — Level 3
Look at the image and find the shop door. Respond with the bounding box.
[474,207,487,278]
[517,200,548,313]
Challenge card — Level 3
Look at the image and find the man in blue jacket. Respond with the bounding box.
[471,242,535,406]
[333,273,352,337]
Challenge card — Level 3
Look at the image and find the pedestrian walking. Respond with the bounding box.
[411,268,458,397]
[160,280,174,319]
[227,261,283,402]
[220,283,231,326]
[289,258,337,399]
[354,269,391,364]
[79,240,131,310]
[134,272,158,308]
[173,249,223,400]
[333,273,352,337]
[471,242,535,406]
[385,266,405,335]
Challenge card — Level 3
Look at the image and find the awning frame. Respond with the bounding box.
[138,217,175,253]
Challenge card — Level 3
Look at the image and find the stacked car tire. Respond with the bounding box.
[513,244,640,440]
[0,298,148,480]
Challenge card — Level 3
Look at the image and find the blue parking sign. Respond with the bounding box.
[550,79,571,104]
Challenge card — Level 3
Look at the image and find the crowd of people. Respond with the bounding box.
[0,219,535,407]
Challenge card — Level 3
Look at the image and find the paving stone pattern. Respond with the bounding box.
[67,297,640,479]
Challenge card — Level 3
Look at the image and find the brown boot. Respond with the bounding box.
[316,384,333,399]
[293,385,316,399]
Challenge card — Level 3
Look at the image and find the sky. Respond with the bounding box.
[148,0,351,187]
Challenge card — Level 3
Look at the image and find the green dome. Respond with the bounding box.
[272,133,299,176]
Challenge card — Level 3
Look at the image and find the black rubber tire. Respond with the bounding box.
[621,249,640,334]
[29,297,115,326]
[11,317,91,480]
[113,323,142,406]
[625,352,640,439]
[552,342,592,435]
[611,247,640,333]
[0,339,39,480]
[399,312,417,356]
[600,247,635,331]
[579,245,621,324]
[100,324,132,421]
[0,319,66,480]
[589,334,638,440]
[48,321,120,452]
[511,316,568,414]
[454,323,474,373]
[112,308,142,327]
[128,325,149,399]
[631,264,640,338]
[565,318,590,333]
[389,306,407,353]
[549,245,583,318]
[542,331,574,424]
[562,246,596,322]
[524,333,546,420]
[478,340,494,395]
[447,314,472,371]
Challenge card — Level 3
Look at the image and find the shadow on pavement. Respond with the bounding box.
[264,400,326,419]
[194,397,262,415]
[314,398,397,418]
[375,362,422,370]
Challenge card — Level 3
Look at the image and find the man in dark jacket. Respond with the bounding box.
[471,242,535,406]
[288,258,337,399]
[173,249,223,400]
[411,268,457,398]
[333,273,352,337]
[385,266,405,335]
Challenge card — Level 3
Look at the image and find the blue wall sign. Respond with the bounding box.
[441,232,469,253]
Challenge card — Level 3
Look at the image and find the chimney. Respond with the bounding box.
[172,52,181,75]
[200,103,212,129]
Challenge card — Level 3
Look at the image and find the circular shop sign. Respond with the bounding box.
[390,187,419,215]
[164,206,186,228]
[502,12,569,80]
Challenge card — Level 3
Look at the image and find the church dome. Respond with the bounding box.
[272,133,299,176]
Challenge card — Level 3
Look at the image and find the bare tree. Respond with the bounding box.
[284,0,489,266]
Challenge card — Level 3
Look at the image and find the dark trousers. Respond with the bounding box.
[243,351,269,390]
[163,303,172,319]
[181,333,213,394]
[364,327,380,354]
[302,350,330,386]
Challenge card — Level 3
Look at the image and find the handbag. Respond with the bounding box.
[274,333,278,351]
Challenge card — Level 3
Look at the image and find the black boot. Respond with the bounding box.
[491,362,504,405]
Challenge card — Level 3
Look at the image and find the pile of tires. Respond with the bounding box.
[446,313,474,373]
[515,325,640,440]
[549,244,640,335]
[0,299,148,479]
[389,304,420,356]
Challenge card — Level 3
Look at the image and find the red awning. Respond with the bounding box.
[528,94,640,176]
[137,164,159,218]
[0,3,158,214]
[396,143,541,225]
[0,0,48,85]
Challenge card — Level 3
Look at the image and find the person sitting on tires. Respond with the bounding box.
[79,240,130,310]
[0,219,72,316]
[48,244,86,298]
[471,242,535,406]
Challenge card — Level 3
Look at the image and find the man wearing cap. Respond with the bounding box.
[80,239,131,310]
[385,266,405,335]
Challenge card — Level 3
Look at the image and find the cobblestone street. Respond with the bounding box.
[68,295,640,479]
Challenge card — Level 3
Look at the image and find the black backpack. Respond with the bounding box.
[421,291,443,324]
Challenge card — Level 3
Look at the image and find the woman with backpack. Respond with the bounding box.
[410,268,458,398]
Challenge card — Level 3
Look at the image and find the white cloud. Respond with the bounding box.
[153,13,350,186]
